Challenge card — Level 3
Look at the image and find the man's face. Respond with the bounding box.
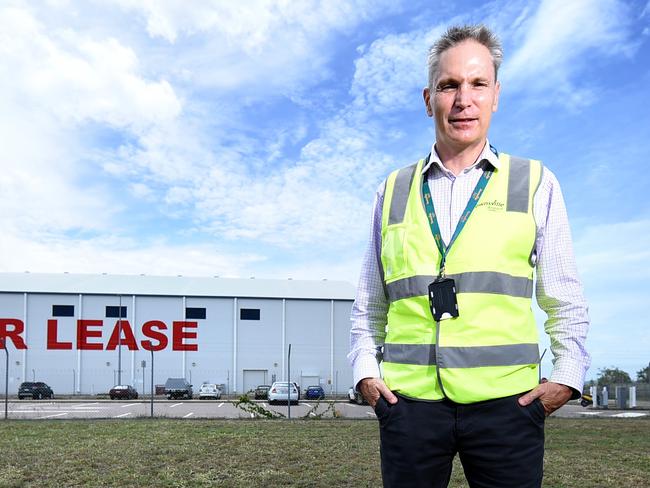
[423,40,500,154]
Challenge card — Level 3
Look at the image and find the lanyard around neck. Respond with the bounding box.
[422,162,493,277]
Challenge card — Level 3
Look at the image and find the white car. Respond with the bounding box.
[268,381,299,405]
[348,386,367,405]
[198,383,221,400]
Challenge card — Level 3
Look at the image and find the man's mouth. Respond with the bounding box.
[449,117,477,123]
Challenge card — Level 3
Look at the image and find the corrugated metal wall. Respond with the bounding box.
[0,292,354,395]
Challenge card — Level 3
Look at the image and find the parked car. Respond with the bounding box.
[348,386,367,405]
[18,382,53,400]
[254,384,271,399]
[109,385,139,400]
[198,383,221,400]
[268,381,299,405]
[164,378,193,400]
[305,385,325,400]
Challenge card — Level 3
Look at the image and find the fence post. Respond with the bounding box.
[601,386,608,409]
[590,386,597,407]
[629,386,637,408]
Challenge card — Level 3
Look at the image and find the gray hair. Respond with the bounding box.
[427,24,503,90]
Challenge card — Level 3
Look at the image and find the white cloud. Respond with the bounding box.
[0,5,182,238]
[500,0,637,106]
[110,0,403,95]
[0,6,181,130]
[572,219,650,374]
[350,28,442,113]
[0,231,263,278]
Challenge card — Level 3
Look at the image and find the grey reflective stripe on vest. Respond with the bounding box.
[383,343,538,367]
[386,272,533,302]
[437,343,539,368]
[383,343,436,365]
[507,156,530,213]
[388,163,417,225]
[448,272,533,298]
[386,275,434,301]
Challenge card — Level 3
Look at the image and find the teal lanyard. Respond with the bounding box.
[422,163,493,277]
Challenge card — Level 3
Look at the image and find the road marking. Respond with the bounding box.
[262,403,267,408]
[250,413,254,418]
[114,412,132,418]
[169,403,183,408]
[302,403,312,408]
[11,409,103,413]
[309,412,316,417]
[71,403,98,408]
[217,403,224,408]
[366,412,376,417]
[121,403,139,408]
[579,412,601,415]
[39,413,68,419]
[183,412,194,418]
[610,412,648,418]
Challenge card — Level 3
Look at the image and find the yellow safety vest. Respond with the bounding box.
[380,153,542,403]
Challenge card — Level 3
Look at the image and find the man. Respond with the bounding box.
[349,24,589,488]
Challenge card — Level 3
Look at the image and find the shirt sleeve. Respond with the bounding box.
[348,181,389,389]
[533,167,590,398]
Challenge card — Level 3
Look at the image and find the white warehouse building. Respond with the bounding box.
[0,272,356,396]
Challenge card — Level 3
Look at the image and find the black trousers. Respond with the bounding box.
[376,393,545,488]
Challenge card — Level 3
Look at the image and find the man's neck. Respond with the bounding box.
[436,140,486,176]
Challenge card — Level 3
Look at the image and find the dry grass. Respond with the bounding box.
[0,417,648,487]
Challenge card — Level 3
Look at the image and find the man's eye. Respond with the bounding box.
[437,84,457,92]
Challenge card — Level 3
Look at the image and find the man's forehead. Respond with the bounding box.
[437,40,495,76]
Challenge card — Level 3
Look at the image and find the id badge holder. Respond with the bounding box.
[428,277,459,321]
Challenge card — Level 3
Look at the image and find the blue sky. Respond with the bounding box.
[1,0,648,381]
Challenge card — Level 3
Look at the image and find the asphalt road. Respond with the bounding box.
[2,399,376,420]
[2,399,647,420]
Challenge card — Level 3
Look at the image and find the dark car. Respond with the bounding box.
[109,385,139,400]
[305,385,325,400]
[254,385,271,399]
[18,382,54,400]
[164,378,193,400]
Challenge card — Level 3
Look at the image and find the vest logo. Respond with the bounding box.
[476,199,505,211]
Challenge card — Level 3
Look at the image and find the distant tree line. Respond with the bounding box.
[585,364,650,385]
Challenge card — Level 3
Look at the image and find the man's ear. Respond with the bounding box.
[423,87,433,117]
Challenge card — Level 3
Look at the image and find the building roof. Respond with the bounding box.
[0,272,356,301]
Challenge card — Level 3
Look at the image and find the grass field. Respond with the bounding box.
[0,417,648,487]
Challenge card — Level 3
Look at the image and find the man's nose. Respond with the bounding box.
[454,83,472,108]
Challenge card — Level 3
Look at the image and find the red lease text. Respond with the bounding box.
[1,318,198,351]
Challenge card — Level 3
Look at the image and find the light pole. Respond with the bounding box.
[150,349,154,418]
[117,294,122,385]
[287,343,292,420]
[2,339,8,420]
[141,360,146,396]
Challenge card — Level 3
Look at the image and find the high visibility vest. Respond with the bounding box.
[380,153,542,403]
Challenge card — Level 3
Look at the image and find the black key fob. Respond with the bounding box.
[428,278,459,321]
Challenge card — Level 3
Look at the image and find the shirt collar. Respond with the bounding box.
[421,140,501,175]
